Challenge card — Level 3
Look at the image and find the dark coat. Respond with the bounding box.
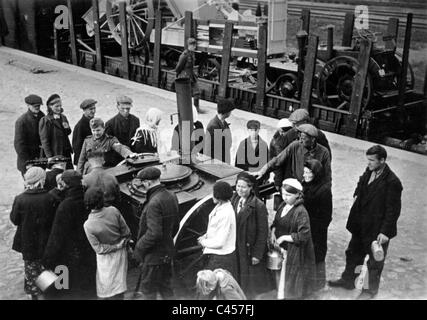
[39,113,73,158]
[171,121,205,155]
[45,168,64,191]
[135,184,179,265]
[105,113,140,147]
[43,186,96,294]
[205,115,232,164]
[231,193,274,298]
[72,115,92,166]
[346,164,403,242]
[272,199,316,299]
[175,49,197,83]
[235,136,269,172]
[14,110,45,174]
[303,179,332,262]
[10,189,56,261]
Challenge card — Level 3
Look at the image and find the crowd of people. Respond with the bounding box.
[10,92,403,300]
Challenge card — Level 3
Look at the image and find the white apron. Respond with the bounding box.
[96,247,128,298]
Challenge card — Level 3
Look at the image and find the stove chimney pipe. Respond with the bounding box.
[174,77,194,164]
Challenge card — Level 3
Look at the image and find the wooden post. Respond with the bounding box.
[326,26,334,61]
[153,9,162,87]
[296,30,308,100]
[255,20,268,114]
[184,11,193,50]
[347,39,372,138]
[424,66,427,99]
[53,23,59,60]
[218,21,233,99]
[300,35,319,111]
[301,9,310,34]
[67,0,78,65]
[119,1,130,79]
[92,0,103,72]
[384,18,399,51]
[342,13,354,47]
[397,13,412,108]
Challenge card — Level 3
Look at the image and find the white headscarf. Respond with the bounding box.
[131,108,163,147]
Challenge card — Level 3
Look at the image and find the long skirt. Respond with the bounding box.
[96,247,128,298]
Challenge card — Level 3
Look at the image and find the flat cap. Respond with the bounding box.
[247,120,260,130]
[89,117,105,129]
[80,98,97,110]
[46,94,61,106]
[217,98,235,114]
[137,166,162,180]
[297,123,318,138]
[25,94,43,106]
[61,169,82,187]
[116,95,133,105]
[277,118,292,129]
[288,108,309,123]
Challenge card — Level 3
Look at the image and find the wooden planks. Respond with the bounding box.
[152,9,162,88]
[255,21,268,114]
[119,1,129,79]
[218,21,234,99]
[92,0,103,72]
[66,0,77,65]
[300,35,319,111]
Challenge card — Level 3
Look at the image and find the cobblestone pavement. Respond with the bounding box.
[0,48,426,300]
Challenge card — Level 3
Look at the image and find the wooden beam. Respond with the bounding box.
[397,13,412,107]
[300,35,319,111]
[424,65,427,99]
[296,30,308,100]
[326,26,334,61]
[67,0,77,65]
[92,0,103,72]
[301,9,310,34]
[347,39,372,138]
[152,9,162,88]
[255,21,268,114]
[53,23,58,60]
[184,11,193,50]
[384,18,399,51]
[119,1,129,79]
[342,13,354,47]
[218,21,233,99]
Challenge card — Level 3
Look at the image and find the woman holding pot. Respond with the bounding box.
[302,159,332,290]
[271,178,316,299]
[231,172,274,299]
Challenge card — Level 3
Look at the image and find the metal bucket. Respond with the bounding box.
[35,270,58,292]
[266,250,283,271]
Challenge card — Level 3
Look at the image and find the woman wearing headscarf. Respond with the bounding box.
[302,159,332,290]
[198,181,237,278]
[83,187,131,300]
[131,107,163,154]
[39,94,73,169]
[271,178,316,299]
[10,167,56,300]
[230,172,274,299]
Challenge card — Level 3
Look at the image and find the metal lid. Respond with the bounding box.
[157,164,192,183]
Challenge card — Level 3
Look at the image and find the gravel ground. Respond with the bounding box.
[0,48,426,300]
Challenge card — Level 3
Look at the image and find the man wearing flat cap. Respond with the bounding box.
[105,95,140,159]
[205,98,235,164]
[134,166,179,300]
[77,117,138,174]
[235,120,269,182]
[72,99,97,166]
[253,123,331,184]
[14,95,46,175]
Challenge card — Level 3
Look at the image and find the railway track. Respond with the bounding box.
[240,0,427,31]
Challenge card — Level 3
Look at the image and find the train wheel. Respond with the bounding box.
[274,73,298,98]
[317,56,372,110]
[105,0,155,50]
[173,195,215,297]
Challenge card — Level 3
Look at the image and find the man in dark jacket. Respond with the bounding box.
[204,98,235,164]
[328,145,403,299]
[105,95,140,164]
[14,95,45,175]
[72,99,97,166]
[43,170,97,299]
[134,166,179,300]
[175,37,203,113]
[44,155,68,191]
